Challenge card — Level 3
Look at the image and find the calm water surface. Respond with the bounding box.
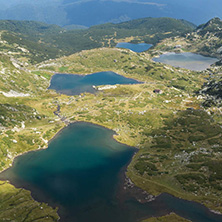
[1,122,222,222]
[116,42,152,52]
[152,52,218,71]
[48,71,140,95]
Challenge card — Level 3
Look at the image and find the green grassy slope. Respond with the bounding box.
[0,54,50,94]
[142,213,191,222]
[0,17,196,63]
[0,20,64,40]
[0,181,59,222]
[52,17,196,53]
[150,17,222,59]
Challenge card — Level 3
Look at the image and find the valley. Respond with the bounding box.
[0,16,222,221]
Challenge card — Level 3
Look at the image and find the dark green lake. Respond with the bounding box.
[1,122,222,222]
[116,42,152,53]
[48,71,140,95]
[152,52,218,71]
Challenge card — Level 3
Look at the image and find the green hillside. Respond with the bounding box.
[0,20,64,39]
[0,17,196,63]
[152,17,222,59]
[197,17,222,37]
[52,17,196,53]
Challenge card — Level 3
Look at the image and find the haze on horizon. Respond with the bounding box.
[0,0,221,27]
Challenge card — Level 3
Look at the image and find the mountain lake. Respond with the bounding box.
[48,71,141,95]
[0,122,222,222]
[116,42,152,53]
[152,52,218,71]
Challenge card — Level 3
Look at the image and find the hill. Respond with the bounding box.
[0,20,64,38]
[88,17,196,43]
[150,17,222,59]
[0,17,195,63]
[0,20,66,63]
[194,17,222,56]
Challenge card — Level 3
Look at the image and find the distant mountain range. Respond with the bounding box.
[0,0,221,27]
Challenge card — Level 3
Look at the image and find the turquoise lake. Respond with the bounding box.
[48,71,140,95]
[116,42,152,52]
[1,122,222,222]
[152,52,218,71]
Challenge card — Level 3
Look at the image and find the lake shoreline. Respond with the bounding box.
[1,121,222,221]
[0,121,151,222]
[116,42,153,53]
[152,51,219,71]
[48,71,142,96]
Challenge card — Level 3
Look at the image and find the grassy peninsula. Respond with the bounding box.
[142,213,191,222]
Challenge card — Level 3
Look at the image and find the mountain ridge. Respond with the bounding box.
[0,17,196,63]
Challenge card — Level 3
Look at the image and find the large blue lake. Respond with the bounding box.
[152,52,218,71]
[116,42,152,52]
[1,122,222,222]
[48,71,140,95]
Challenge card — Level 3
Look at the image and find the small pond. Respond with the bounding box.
[116,42,152,53]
